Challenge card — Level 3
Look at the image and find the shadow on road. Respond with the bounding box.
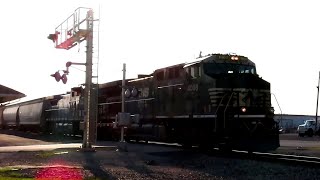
[82,152,115,179]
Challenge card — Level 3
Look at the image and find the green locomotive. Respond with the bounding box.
[98,53,279,151]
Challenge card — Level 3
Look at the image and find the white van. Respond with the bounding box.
[297,120,318,137]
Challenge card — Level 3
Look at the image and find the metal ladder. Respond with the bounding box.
[214,92,235,132]
[214,94,227,132]
[224,92,234,129]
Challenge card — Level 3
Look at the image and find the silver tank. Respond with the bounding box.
[19,102,44,126]
[3,105,19,126]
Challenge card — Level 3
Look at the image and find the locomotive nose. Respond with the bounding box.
[217,74,270,90]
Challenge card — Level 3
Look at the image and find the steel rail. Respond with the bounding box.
[141,141,320,166]
[230,150,320,166]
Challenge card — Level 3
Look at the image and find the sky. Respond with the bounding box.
[0,0,319,115]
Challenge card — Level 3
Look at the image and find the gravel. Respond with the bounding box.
[1,144,320,180]
[1,131,320,179]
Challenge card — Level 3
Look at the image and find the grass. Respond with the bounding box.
[0,167,33,180]
[35,150,69,158]
[0,178,33,180]
[36,151,57,158]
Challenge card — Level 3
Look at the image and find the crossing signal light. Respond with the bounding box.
[51,71,61,82]
[61,74,68,84]
[47,31,59,43]
[51,71,68,84]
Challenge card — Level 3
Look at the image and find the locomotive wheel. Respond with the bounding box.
[181,142,192,149]
[124,137,132,143]
[199,143,213,152]
[218,143,232,152]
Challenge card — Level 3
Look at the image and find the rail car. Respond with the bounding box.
[98,53,280,151]
[0,98,52,130]
[0,92,83,135]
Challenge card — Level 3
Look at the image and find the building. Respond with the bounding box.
[275,114,316,133]
[0,84,25,105]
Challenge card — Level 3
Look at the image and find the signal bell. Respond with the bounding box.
[66,61,72,67]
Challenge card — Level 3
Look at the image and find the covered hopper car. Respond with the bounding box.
[0,93,82,135]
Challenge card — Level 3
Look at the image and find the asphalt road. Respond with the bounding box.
[1,130,320,153]
[0,133,50,146]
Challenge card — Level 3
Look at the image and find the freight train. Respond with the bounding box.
[0,53,279,151]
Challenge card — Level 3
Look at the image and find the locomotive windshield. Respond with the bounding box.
[203,62,256,77]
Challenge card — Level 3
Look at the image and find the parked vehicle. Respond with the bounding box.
[297,120,318,137]
[279,127,286,134]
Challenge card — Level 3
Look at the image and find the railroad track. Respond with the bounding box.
[3,130,320,167]
[230,150,320,167]
[140,141,320,167]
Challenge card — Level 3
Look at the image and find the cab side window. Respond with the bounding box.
[190,65,201,78]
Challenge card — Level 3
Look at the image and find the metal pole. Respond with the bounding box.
[121,63,126,142]
[315,71,320,134]
[82,9,96,149]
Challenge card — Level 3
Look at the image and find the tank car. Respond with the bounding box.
[98,53,279,151]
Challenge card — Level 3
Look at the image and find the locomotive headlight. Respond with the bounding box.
[241,107,246,113]
[231,56,239,61]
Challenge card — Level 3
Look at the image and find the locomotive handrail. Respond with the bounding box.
[214,93,228,132]
[224,92,234,129]
[271,93,282,126]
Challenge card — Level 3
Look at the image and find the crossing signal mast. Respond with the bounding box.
[48,7,98,150]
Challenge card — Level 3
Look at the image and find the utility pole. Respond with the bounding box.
[48,8,97,150]
[82,9,96,149]
[315,71,320,134]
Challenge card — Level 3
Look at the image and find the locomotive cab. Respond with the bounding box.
[197,54,279,151]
